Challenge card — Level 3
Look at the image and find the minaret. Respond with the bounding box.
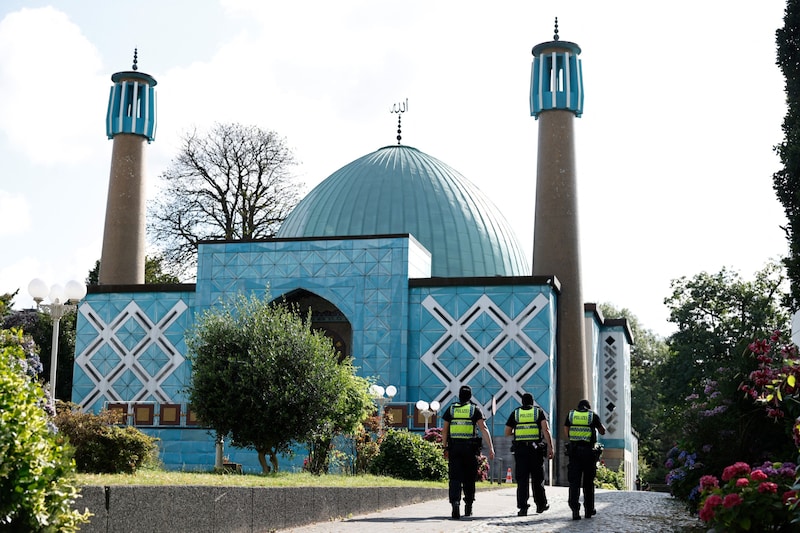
[530,20,588,482]
[98,49,157,284]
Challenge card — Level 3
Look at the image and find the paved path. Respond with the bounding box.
[282,486,702,533]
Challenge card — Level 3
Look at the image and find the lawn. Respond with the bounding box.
[76,470,453,489]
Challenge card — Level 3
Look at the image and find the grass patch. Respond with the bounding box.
[76,469,452,489]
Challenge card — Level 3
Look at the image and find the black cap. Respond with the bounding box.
[459,385,472,403]
[521,393,534,407]
[578,399,591,410]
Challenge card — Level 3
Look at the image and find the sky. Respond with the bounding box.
[0,1,790,338]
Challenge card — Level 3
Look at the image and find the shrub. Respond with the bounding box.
[697,461,798,532]
[55,402,160,474]
[665,445,705,512]
[595,461,624,490]
[422,426,443,445]
[368,429,447,481]
[0,329,90,531]
[353,426,380,475]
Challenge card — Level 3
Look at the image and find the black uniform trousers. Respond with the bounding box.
[567,444,597,514]
[448,441,478,504]
[514,442,547,510]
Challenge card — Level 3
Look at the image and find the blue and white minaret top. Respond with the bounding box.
[105,49,157,141]
[530,19,583,118]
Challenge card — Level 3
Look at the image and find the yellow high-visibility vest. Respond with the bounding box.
[514,406,541,441]
[449,404,476,439]
[568,410,593,442]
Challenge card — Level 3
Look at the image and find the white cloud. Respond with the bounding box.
[0,7,106,164]
[0,190,31,236]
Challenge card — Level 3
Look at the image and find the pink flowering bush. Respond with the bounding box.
[698,461,798,531]
[476,453,490,481]
[739,331,800,526]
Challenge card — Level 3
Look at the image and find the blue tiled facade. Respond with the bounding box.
[72,235,628,473]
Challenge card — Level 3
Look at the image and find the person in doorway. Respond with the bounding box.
[442,385,495,520]
[504,392,554,516]
[563,399,606,520]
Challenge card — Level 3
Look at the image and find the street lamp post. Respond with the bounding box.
[415,400,440,432]
[369,384,397,434]
[28,278,87,401]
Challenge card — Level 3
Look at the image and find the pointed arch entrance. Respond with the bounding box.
[277,289,352,360]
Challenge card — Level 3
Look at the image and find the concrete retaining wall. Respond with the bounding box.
[74,485,448,533]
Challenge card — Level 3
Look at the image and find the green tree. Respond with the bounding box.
[660,263,793,488]
[663,263,788,404]
[86,255,181,285]
[2,309,76,401]
[774,0,800,310]
[148,123,302,278]
[0,290,17,318]
[305,370,373,475]
[186,292,370,473]
[0,329,90,531]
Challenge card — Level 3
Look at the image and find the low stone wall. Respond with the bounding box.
[74,485,448,533]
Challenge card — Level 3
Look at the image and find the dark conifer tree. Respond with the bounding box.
[774,0,800,309]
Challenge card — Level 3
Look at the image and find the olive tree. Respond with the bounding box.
[186,292,371,473]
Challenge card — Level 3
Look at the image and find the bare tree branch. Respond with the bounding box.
[148,123,302,279]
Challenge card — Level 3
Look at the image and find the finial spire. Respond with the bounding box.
[390,98,408,145]
[554,17,559,41]
[132,48,138,71]
[396,114,402,145]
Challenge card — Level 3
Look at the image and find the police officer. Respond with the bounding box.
[563,399,606,520]
[442,385,495,520]
[504,392,554,516]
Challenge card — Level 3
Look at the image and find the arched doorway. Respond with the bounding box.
[277,289,352,361]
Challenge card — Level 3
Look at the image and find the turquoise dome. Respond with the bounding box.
[277,145,530,278]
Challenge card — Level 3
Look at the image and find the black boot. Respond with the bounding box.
[451,503,460,520]
[464,503,472,517]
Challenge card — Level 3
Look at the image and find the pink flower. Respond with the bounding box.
[698,505,716,522]
[705,494,723,508]
[750,470,768,481]
[758,482,778,494]
[699,475,719,490]
[783,490,798,505]
[749,339,770,354]
[723,493,743,508]
[735,477,750,488]
[722,462,751,482]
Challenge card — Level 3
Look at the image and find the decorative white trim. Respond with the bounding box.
[75,300,187,409]
[420,293,550,414]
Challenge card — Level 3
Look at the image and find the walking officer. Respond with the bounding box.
[563,399,606,520]
[504,392,554,516]
[442,385,495,520]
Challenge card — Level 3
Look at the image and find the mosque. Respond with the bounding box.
[74,24,636,487]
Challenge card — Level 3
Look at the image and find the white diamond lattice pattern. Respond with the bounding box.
[421,293,550,414]
[75,300,187,409]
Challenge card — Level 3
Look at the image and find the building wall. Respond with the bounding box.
[73,289,195,412]
[408,282,557,425]
[594,321,636,488]
[72,237,561,471]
